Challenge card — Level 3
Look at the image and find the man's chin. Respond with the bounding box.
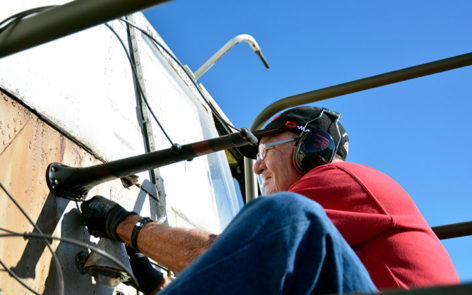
[264,186,277,195]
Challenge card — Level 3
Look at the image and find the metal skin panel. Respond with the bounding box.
[0,2,242,292]
[0,5,240,233]
[0,91,144,294]
[0,21,144,162]
[127,15,241,231]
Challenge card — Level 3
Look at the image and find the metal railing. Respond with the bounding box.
[245,52,472,201]
[432,221,472,240]
[351,282,472,295]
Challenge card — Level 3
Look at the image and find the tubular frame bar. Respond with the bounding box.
[46,128,257,200]
[245,52,472,201]
[351,283,472,295]
[0,0,170,58]
[432,221,472,240]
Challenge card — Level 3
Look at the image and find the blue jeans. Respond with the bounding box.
[160,192,377,294]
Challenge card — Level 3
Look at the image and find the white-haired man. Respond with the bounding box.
[81,106,458,294]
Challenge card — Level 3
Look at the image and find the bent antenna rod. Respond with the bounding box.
[194,34,270,80]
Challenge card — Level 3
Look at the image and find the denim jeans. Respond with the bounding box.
[160,192,377,294]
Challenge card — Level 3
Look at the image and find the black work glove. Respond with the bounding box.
[81,195,137,241]
[125,245,164,294]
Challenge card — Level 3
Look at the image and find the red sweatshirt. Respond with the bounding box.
[289,161,459,289]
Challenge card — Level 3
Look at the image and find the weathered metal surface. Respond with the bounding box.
[0,3,241,234]
[0,90,140,294]
[127,15,168,222]
[0,1,144,162]
[0,3,242,292]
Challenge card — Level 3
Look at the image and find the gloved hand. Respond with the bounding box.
[125,245,164,293]
[81,195,137,241]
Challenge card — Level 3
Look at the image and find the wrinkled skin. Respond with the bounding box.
[253,131,302,195]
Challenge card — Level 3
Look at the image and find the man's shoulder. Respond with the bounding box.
[288,161,415,218]
[290,161,393,191]
[289,162,361,189]
[305,161,377,177]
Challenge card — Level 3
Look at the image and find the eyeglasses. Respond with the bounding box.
[256,138,297,162]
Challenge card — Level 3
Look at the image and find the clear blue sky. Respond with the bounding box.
[144,0,472,282]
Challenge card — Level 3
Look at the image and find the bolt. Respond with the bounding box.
[74,251,88,274]
[171,143,182,154]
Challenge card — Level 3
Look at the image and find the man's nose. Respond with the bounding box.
[253,158,264,174]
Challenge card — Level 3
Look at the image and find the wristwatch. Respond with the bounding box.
[131,217,153,251]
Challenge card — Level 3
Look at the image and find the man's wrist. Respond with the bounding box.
[116,214,141,244]
[131,217,154,251]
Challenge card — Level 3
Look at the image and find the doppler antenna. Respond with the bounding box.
[194,34,270,80]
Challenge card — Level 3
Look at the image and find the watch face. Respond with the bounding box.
[137,217,153,228]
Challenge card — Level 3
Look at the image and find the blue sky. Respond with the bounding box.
[144,0,472,282]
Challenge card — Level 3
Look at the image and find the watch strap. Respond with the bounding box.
[131,217,153,251]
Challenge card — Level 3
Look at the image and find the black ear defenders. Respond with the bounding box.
[292,129,336,175]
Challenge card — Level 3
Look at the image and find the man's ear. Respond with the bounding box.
[343,141,349,156]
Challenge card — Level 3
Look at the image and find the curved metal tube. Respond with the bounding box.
[194,34,269,80]
[245,52,472,201]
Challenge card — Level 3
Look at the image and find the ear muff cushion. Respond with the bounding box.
[293,130,336,174]
[291,148,305,175]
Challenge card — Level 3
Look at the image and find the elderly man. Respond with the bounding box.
[81,106,457,294]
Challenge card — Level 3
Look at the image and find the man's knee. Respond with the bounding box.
[245,192,328,228]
